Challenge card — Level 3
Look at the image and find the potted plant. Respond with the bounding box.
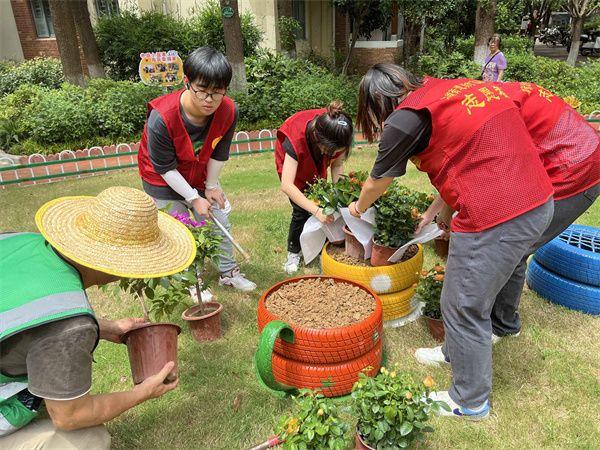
[352,367,448,449]
[170,212,224,342]
[275,389,349,450]
[417,265,445,342]
[371,185,432,267]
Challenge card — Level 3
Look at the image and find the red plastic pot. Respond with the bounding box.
[343,226,365,259]
[182,302,223,342]
[434,237,449,258]
[426,316,445,342]
[370,240,398,266]
[122,323,180,384]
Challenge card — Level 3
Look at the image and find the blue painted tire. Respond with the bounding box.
[526,259,600,315]
[533,224,600,287]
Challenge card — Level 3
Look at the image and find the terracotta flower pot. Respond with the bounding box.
[370,240,398,267]
[122,323,181,384]
[182,302,223,342]
[343,226,365,259]
[355,428,376,450]
[426,316,445,342]
[434,237,449,258]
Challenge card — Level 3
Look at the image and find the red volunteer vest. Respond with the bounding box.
[502,81,599,200]
[138,89,235,191]
[275,109,331,191]
[400,77,553,232]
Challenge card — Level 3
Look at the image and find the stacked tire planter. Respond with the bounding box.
[321,243,423,322]
[527,224,600,315]
[255,275,383,398]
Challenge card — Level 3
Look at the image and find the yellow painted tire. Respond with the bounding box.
[321,243,423,294]
[379,287,416,321]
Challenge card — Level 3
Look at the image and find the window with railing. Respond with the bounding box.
[292,0,306,39]
[95,0,120,17]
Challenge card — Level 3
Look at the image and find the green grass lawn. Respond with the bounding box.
[1,147,599,449]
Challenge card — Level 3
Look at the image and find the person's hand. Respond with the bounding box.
[191,197,212,217]
[205,187,225,209]
[135,362,179,400]
[415,210,435,235]
[315,208,334,224]
[101,318,146,343]
[435,209,453,233]
[348,201,361,218]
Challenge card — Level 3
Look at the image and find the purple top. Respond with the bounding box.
[481,51,507,82]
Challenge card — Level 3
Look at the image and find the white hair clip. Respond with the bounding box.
[337,120,348,126]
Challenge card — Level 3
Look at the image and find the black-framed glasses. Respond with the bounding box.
[188,84,226,102]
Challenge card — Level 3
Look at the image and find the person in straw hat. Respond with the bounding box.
[0,186,196,449]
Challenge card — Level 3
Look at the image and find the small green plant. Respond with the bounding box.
[306,170,368,215]
[352,367,448,449]
[275,389,349,450]
[416,265,445,320]
[105,210,222,321]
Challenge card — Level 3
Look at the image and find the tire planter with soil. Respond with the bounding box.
[122,323,180,384]
[255,276,383,397]
[321,243,422,322]
[182,302,223,342]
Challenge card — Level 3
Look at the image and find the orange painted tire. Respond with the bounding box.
[257,275,383,364]
[379,287,416,321]
[321,243,423,294]
[272,339,383,397]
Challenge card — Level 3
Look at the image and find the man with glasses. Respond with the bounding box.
[138,47,256,292]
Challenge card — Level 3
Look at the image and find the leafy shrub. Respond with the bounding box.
[454,35,531,59]
[352,367,447,449]
[0,58,64,97]
[95,5,262,81]
[275,389,349,450]
[278,16,302,52]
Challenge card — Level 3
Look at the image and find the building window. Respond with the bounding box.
[29,0,54,38]
[95,0,120,17]
[292,0,306,39]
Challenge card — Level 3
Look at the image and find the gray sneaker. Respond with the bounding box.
[219,267,257,292]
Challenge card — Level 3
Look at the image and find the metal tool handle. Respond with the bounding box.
[208,210,250,262]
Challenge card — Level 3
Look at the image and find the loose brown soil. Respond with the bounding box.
[326,243,418,266]
[266,278,375,328]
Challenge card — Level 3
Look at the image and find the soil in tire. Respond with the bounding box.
[326,243,419,266]
[266,278,375,328]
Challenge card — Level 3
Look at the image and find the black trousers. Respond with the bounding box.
[287,200,311,253]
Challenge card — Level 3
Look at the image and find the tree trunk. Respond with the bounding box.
[419,17,426,54]
[48,0,85,86]
[341,16,360,75]
[220,0,247,93]
[566,15,584,66]
[72,0,105,79]
[474,0,496,65]
[401,18,420,63]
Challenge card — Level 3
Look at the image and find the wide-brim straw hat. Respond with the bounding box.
[35,186,196,278]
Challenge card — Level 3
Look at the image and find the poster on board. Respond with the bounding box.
[139,50,183,87]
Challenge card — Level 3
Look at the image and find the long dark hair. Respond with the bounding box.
[357,64,423,142]
[308,100,354,161]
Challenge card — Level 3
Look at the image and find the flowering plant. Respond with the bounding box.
[305,170,368,215]
[352,367,448,449]
[275,389,349,450]
[417,265,445,320]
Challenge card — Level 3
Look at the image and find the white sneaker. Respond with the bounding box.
[415,345,449,367]
[189,286,214,303]
[428,391,490,421]
[283,252,302,274]
[491,331,521,345]
[219,267,257,292]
